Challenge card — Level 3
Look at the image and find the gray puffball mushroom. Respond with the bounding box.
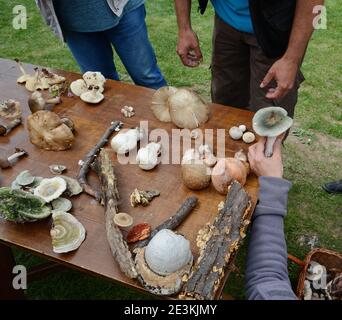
[252,107,293,157]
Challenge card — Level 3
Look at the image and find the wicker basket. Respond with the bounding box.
[295,248,342,299]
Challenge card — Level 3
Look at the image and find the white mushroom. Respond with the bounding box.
[303,280,312,300]
[34,177,67,203]
[198,144,217,167]
[121,105,135,118]
[242,132,256,144]
[80,85,104,104]
[82,71,105,91]
[28,91,61,113]
[229,126,243,140]
[239,124,247,133]
[15,59,33,84]
[50,211,86,253]
[111,127,144,154]
[136,142,161,170]
[70,79,88,96]
[306,261,325,282]
[151,86,178,122]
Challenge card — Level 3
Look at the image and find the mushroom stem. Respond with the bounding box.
[7,148,28,163]
[265,136,277,157]
[46,96,61,105]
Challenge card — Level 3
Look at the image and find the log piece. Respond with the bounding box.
[180,181,252,300]
[93,148,137,279]
[78,121,122,199]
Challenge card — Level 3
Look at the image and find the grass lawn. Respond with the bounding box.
[0,0,341,300]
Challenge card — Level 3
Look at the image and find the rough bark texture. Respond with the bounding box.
[180,181,252,300]
[132,196,198,250]
[78,121,122,199]
[93,148,137,279]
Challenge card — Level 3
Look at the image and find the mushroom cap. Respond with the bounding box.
[50,211,86,253]
[168,88,209,129]
[151,86,178,122]
[229,126,243,140]
[27,110,74,151]
[51,197,72,212]
[82,71,106,87]
[0,99,22,120]
[113,212,133,228]
[59,176,83,196]
[252,107,293,137]
[242,132,256,144]
[70,79,88,96]
[34,177,67,203]
[145,229,193,276]
[80,89,104,104]
[15,170,35,186]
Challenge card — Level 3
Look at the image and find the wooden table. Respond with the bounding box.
[0,58,259,299]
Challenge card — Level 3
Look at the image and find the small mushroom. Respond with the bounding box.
[59,176,83,196]
[129,189,160,207]
[0,99,22,136]
[70,79,88,97]
[49,164,67,175]
[198,144,217,167]
[190,129,201,140]
[113,212,133,228]
[111,127,144,154]
[306,261,325,282]
[82,71,106,90]
[121,105,135,118]
[51,197,72,212]
[50,211,86,253]
[34,177,67,203]
[303,280,312,300]
[151,86,178,122]
[15,59,33,84]
[15,170,35,186]
[136,142,161,170]
[252,107,293,157]
[168,88,209,129]
[41,68,66,85]
[80,85,104,104]
[0,148,27,169]
[28,91,61,113]
[242,132,256,144]
[239,124,247,133]
[229,126,243,140]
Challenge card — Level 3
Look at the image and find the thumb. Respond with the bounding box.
[260,69,275,88]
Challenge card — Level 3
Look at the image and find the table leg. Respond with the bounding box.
[0,243,25,300]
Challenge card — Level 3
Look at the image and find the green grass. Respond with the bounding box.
[0,0,341,300]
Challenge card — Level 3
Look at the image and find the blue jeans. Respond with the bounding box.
[64,5,167,89]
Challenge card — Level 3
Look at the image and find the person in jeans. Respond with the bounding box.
[36,0,167,89]
[174,0,324,117]
[246,136,296,300]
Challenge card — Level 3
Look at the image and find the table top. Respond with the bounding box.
[0,58,259,299]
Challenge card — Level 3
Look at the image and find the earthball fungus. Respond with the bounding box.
[252,107,293,157]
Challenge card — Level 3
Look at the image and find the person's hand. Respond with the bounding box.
[176,29,203,67]
[248,136,283,178]
[260,56,299,100]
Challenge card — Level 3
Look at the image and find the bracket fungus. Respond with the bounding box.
[0,187,51,222]
[25,68,50,92]
[60,175,83,196]
[51,197,72,212]
[136,142,161,170]
[113,212,133,228]
[151,86,178,122]
[34,177,67,203]
[0,99,22,136]
[28,91,61,114]
[50,211,86,253]
[27,110,75,151]
[252,106,293,157]
[111,127,144,154]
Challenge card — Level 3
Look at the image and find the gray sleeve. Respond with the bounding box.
[245,176,297,300]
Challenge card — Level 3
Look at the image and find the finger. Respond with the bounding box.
[260,70,275,88]
[255,137,266,155]
[193,46,203,61]
[179,54,198,67]
[266,86,288,99]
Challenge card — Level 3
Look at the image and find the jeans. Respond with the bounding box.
[64,5,167,89]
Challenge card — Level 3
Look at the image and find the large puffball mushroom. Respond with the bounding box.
[27,110,75,151]
[229,126,243,140]
[70,79,88,96]
[181,149,211,190]
[28,91,61,114]
[145,229,193,276]
[151,86,178,122]
[168,88,209,129]
[136,142,161,170]
[252,107,293,157]
[80,85,104,104]
[34,177,67,203]
[211,150,249,194]
[111,127,144,154]
[50,211,86,253]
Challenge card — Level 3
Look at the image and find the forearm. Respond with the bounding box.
[174,0,192,32]
[245,177,296,300]
[284,0,325,64]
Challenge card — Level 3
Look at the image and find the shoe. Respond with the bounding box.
[322,180,342,194]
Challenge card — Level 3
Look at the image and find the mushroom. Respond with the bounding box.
[130,189,160,207]
[113,212,133,228]
[306,261,325,282]
[59,175,83,196]
[0,148,27,169]
[80,85,104,104]
[229,126,243,140]
[25,68,50,92]
[51,197,72,212]
[181,149,211,190]
[151,86,178,122]
[242,132,256,144]
[252,107,293,157]
[50,211,86,253]
[121,105,135,118]
[49,164,67,175]
[211,150,250,194]
[198,144,217,167]
[303,280,313,300]
[15,170,35,186]
[34,177,67,203]
[70,79,88,97]
[41,68,66,85]
[136,142,161,170]
[0,99,22,136]
[168,88,209,129]
[111,127,144,154]
[15,59,33,84]
[239,124,247,133]
[28,91,61,113]
[83,71,106,90]
[27,110,75,151]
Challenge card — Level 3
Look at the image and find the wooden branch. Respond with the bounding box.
[133,196,198,250]
[93,148,137,279]
[0,118,21,136]
[77,121,122,200]
[180,181,252,300]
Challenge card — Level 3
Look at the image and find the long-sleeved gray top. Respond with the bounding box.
[245,176,297,300]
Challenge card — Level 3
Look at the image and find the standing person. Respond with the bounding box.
[36,0,167,89]
[174,0,324,117]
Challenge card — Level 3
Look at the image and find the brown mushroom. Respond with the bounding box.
[0,99,22,136]
[28,91,61,113]
[151,86,178,122]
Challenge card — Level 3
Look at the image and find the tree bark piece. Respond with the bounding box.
[93,148,137,279]
[180,181,252,300]
[78,121,122,199]
[132,196,198,250]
